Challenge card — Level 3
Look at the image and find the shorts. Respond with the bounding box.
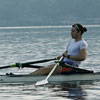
[63,60,79,67]
[60,60,79,74]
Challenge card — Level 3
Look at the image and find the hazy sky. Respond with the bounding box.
[0,0,100,26]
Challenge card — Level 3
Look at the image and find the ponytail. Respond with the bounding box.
[83,27,87,33]
[72,23,87,35]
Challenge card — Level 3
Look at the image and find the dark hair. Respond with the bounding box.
[72,23,87,35]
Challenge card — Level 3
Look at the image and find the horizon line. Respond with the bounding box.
[0,25,100,30]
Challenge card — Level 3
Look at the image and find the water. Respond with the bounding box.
[0,0,100,99]
[0,25,100,100]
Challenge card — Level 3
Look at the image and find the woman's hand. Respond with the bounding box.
[62,51,68,57]
[56,56,62,60]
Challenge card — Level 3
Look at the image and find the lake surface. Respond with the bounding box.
[0,25,100,100]
[0,0,100,99]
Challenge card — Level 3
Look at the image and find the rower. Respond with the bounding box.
[30,23,88,75]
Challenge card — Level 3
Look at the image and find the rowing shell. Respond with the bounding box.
[0,72,100,83]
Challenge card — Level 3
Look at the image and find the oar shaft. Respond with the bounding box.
[0,66,10,69]
[0,64,43,69]
[0,58,56,69]
[35,56,64,86]
[23,58,56,65]
[46,56,63,80]
[23,64,44,68]
[46,64,58,80]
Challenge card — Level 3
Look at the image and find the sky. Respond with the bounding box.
[0,0,100,26]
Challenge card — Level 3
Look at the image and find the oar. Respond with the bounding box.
[23,58,56,65]
[0,64,44,69]
[35,56,63,86]
[0,58,56,69]
[22,64,44,68]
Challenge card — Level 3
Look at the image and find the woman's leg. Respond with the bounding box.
[30,64,62,75]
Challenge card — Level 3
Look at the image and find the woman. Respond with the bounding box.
[30,23,88,75]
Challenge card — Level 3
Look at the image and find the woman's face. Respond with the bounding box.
[71,27,79,39]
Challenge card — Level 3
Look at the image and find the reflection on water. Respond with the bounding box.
[0,80,100,100]
[46,82,87,100]
[46,80,100,100]
[34,81,97,100]
[52,83,86,100]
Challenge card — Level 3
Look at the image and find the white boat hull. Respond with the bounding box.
[0,72,100,83]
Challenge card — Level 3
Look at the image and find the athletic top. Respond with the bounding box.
[63,39,88,66]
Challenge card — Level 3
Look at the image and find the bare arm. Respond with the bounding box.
[63,49,87,61]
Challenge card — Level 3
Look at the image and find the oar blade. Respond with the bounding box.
[35,79,48,86]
